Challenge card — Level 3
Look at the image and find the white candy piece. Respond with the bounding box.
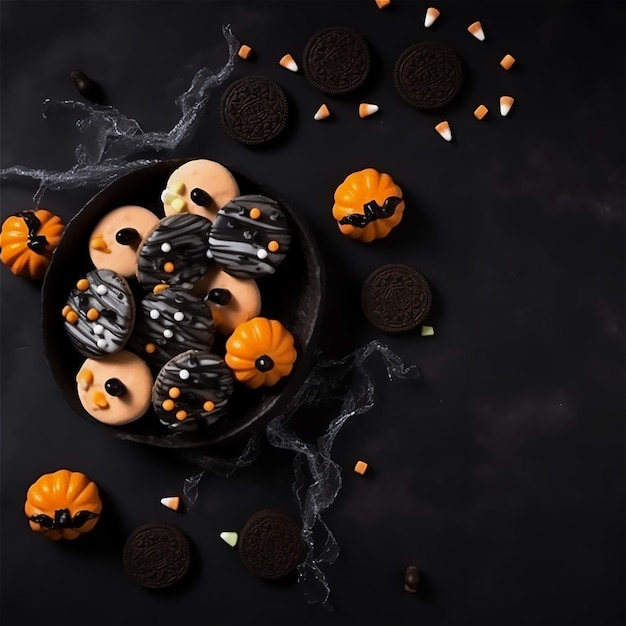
[160,496,180,511]
[421,325,435,336]
[163,329,174,339]
[174,311,184,322]
[279,53,298,72]
[359,103,379,118]
[96,284,108,295]
[179,369,190,380]
[150,309,160,320]
[314,104,330,121]
[435,120,452,142]
[500,96,515,116]
[160,242,172,253]
[220,531,239,548]
[424,7,440,27]
[257,248,268,260]
[468,21,485,41]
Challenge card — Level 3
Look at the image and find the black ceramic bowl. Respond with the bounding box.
[42,159,324,449]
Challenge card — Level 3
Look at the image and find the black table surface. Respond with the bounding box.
[1,2,624,625]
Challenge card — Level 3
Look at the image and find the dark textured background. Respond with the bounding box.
[1,1,624,625]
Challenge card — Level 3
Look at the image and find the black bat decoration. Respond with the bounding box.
[338,196,403,228]
[29,508,99,529]
[17,211,49,253]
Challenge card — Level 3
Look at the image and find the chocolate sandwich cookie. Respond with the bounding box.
[220,76,288,145]
[123,523,191,589]
[393,42,463,110]
[302,26,371,95]
[136,213,213,290]
[128,287,215,371]
[153,349,234,432]
[62,268,135,358]
[361,264,432,333]
[208,195,291,279]
[238,509,306,580]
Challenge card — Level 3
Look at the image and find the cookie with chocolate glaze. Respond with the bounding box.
[208,195,291,279]
[153,350,234,432]
[62,269,135,358]
[128,287,215,371]
[136,213,213,290]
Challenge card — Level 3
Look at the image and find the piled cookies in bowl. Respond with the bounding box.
[42,159,323,448]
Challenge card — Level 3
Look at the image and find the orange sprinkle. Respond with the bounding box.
[145,342,157,354]
[203,400,216,412]
[90,235,110,253]
[176,410,188,421]
[354,460,369,475]
[473,104,488,120]
[163,261,175,273]
[375,0,391,8]
[66,311,79,325]
[93,390,109,409]
[162,399,175,411]
[153,283,170,295]
[62,305,72,317]
[500,54,516,70]
[249,207,262,220]
[168,387,181,399]
[238,44,253,60]
[267,240,279,253]
[86,308,100,321]
[76,368,93,390]
[76,278,90,291]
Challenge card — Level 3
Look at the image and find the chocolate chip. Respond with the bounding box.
[70,70,105,104]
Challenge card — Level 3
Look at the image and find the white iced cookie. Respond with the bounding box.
[193,266,261,335]
[161,159,240,223]
[88,205,160,278]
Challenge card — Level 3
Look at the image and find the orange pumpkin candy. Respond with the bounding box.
[24,469,102,541]
[225,317,297,388]
[0,209,65,280]
[332,168,405,243]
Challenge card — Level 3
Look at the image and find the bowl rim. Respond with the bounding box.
[41,157,325,449]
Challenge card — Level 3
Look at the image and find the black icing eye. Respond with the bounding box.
[207,288,232,305]
[190,188,212,207]
[115,228,140,246]
[104,378,127,397]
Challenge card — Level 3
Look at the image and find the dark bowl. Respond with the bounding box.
[41,159,324,449]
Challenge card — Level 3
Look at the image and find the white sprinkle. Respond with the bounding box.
[257,249,269,260]
[174,311,184,322]
[150,309,160,320]
[206,249,213,259]
[96,284,108,295]
[93,324,104,335]
[179,369,190,380]
[161,242,172,253]
[163,329,174,339]
[97,339,107,349]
